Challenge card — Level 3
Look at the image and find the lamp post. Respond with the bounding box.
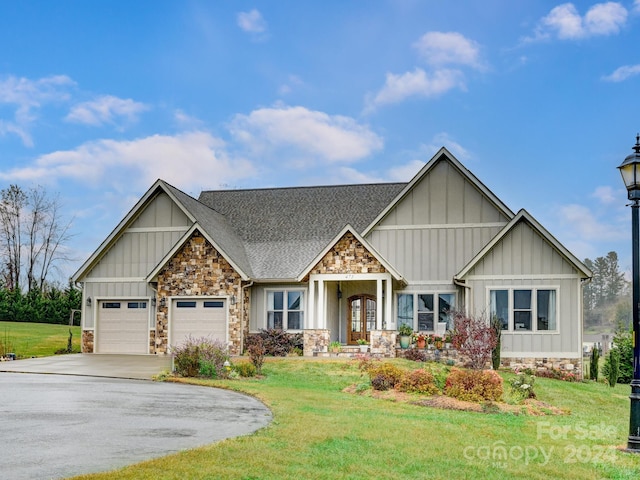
[617,134,640,452]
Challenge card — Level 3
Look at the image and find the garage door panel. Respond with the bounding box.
[96,301,149,354]
[171,299,227,348]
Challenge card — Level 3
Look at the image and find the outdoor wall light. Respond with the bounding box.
[151,296,156,307]
[159,297,166,308]
[230,295,236,305]
[617,134,640,453]
[86,297,92,307]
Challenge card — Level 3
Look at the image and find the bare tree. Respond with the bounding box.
[0,184,73,292]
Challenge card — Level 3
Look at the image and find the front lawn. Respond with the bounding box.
[72,358,640,479]
[0,321,81,358]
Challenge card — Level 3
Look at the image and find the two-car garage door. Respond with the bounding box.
[96,300,149,354]
[95,297,228,354]
[170,299,227,349]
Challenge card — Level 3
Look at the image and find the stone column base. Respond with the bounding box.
[303,329,330,357]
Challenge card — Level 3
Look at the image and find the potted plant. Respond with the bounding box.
[398,324,413,349]
[414,332,427,349]
[356,338,369,353]
[329,340,341,354]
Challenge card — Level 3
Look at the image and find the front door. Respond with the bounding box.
[347,294,376,344]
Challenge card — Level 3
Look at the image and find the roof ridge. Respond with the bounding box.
[199,181,407,194]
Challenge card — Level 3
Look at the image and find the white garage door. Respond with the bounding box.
[170,299,227,349]
[96,300,149,354]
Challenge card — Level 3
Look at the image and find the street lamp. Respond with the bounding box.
[618,134,640,452]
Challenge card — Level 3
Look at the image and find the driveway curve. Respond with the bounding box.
[0,373,272,480]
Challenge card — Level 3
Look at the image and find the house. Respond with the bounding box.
[72,147,592,374]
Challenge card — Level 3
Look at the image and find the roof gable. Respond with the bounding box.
[297,225,405,282]
[363,148,514,236]
[455,209,592,280]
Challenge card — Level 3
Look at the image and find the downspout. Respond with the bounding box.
[240,280,254,354]
[453,277,470,315]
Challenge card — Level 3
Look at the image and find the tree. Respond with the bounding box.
[583,251,629,329]
[0,185,73,292]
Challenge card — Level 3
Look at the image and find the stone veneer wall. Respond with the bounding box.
[307,232,386,277]
[503,357,583,379]
[155,231,244,355]
[304,329,330,357]
[370,330,397,357]
[82,330,94,353]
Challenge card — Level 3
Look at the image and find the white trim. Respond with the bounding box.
[500,352,581,359]
[373,222,507,231]
[396,290,457,333]
[263,288,307,331]
[125,226,189,233]
[94,296,153,354]
[405,280,456,286]
[466,274,581,281]
[310,272,391,282]
[83,277,146,283]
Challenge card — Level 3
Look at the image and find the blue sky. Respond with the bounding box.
[1,1,640,282]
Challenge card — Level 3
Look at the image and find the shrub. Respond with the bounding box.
[509,372,536,400]
[444,368,503,402]
[603,327,633,384]
[247,336,265,374]
[396,369,439,395]
[605,349,620,388]
[172,336,230,378]
[403,348,427,362]
[451,311,498,370]
[589,347,600,381]
[234,361,257,377]
[491,316,501,371]
[246,329,303,356]
[366,362,404,391]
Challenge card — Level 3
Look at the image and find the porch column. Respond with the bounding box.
[385,277,393,330]
[376,278,383,330]
[317,279,325,329]
[308,279,316,329]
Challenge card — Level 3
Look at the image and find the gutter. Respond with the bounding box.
[453,277,470,315]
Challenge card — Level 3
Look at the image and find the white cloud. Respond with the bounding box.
[413,32,483,69]
[602,64,640,82]
[0,131,255,191]
[529,2,627,41]
[557,203,625,242]
[278,75,304,96]
[591,185,618,204]
[0,74,75,146]
[366,68,464,110]
[635,0,640,13]
[387,160,426,182]
[422,132,472,161]
[229,105,383,163]
[237,9,267,34]
[66,95,148,127]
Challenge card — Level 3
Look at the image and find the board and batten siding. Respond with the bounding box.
[366,159,510,282]
[82,191,192,328]
[464,220,583,357]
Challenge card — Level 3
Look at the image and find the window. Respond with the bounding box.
[176,301,197,308]
[267,290,304,330]
[204,301,224,308]
[489,288,557,332]
[102,302,121,309]
[397,292,456,332]
[127,302,147,309]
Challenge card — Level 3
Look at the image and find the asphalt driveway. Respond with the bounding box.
[0,356,272,480]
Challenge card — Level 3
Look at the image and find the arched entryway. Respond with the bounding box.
[347,294,376,344]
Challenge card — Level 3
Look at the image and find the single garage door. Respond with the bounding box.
[96,301,149,354]
[170,298,227,349]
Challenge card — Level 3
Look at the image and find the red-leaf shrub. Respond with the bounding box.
[451,312,498,370]
[403,348,427,362]
[396,369,439,395]
[444,368,504,402]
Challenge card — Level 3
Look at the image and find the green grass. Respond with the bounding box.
[0,320,81,358]
[69,358,640,480]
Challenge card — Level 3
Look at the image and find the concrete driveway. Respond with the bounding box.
[0,353,172,379]
[0,355,272,480]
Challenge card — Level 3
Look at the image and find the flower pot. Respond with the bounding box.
[359,344,368,353]
[399,335,411,349]
[416,339,426,349]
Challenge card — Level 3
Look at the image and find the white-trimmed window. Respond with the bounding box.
[490,288,557,332]
[267,290,304,330]
[397,292,455,332]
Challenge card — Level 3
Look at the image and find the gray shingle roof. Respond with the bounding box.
[198,183,406,279]
[162,181,254,278]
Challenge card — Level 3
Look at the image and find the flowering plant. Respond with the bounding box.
[356,338,368,345]
[413,332,427,343]
[509,372,536,400]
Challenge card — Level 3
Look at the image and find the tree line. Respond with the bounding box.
[0,184,81,324]
[583,251,630,330]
